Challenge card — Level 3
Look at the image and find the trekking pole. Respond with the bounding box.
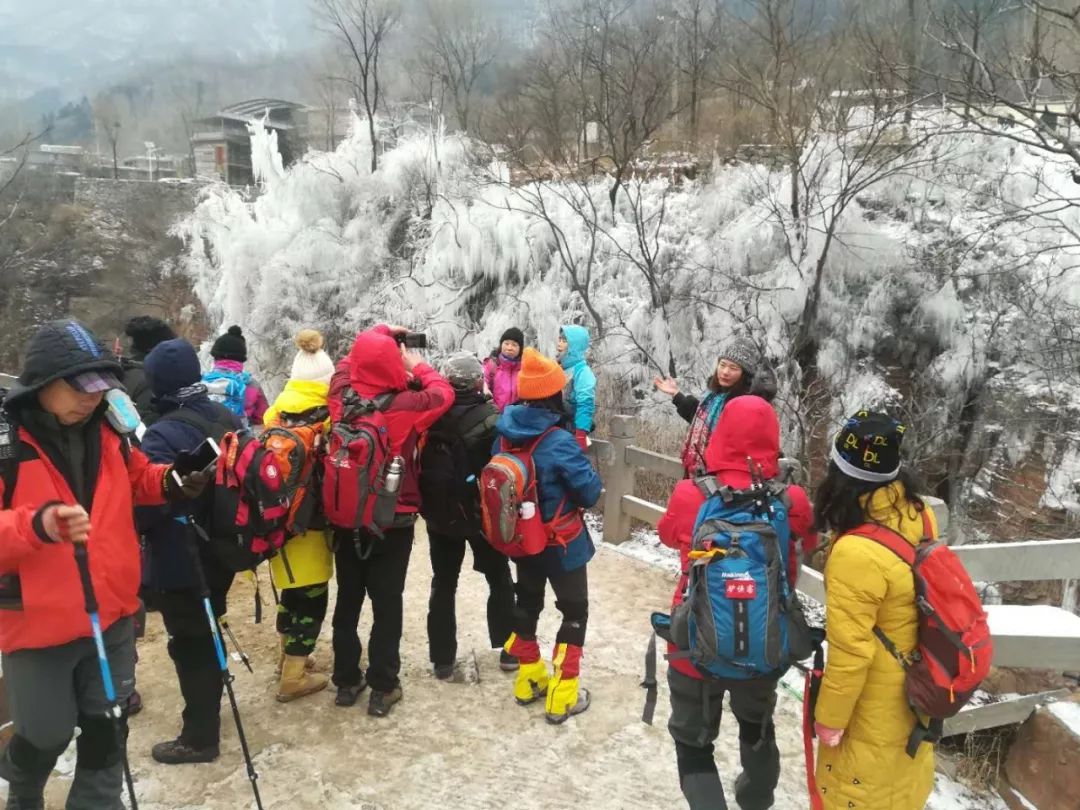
[179,519,265,810]
[72,545,139,810]
[218,616,255,674]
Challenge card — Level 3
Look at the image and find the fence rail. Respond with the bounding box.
[592,416,1080,734]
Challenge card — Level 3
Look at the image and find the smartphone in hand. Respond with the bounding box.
[170,437,221,488]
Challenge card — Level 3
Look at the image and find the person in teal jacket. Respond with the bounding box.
[556,325,596,450]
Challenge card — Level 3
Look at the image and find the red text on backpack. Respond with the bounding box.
[322,391,394,534]
[479,428,583,558]
[855,510,993,732]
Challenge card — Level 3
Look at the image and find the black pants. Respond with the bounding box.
[155,578,232,749]
[426,530,516,666]
[512,560,588,648]
[331,525,414,693]
[276,584,330,657]
[667,668,780,810]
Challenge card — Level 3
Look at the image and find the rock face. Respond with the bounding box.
[1002,697,1080,810]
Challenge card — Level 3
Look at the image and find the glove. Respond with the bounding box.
[165,467,212,501]
[814,722,845,747]
[574,430,589,451]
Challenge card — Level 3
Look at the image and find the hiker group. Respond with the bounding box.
[0,315,993,810]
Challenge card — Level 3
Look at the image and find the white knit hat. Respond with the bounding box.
[290,329,335,385]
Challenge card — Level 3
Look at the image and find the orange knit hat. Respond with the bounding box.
[516,347,567,400]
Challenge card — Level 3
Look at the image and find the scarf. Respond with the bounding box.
[680,391,728,478]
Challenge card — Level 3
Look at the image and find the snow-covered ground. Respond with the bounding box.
[2,523,1008,809]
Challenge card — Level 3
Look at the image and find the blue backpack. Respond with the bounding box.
[203,368,251,426]
[643,477,813,723]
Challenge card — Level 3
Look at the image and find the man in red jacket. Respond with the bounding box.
[657,395,816,810]
[0,319,205,810]
[328,324,453,717]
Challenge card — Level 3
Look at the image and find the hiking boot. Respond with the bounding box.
[277,655,329,703]
[125,689,143,717]
[499,650,519,672]
[151,739,219,765]
[334,676,368,707]
[513,660,549,705]
[367,686,403,718]
[433,663,455,681]
[545,684,590,725]
[276,634,316,676]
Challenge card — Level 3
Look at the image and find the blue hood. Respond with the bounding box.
[559,325,590,370]
[145,339,202,397]
[496,404,562,443]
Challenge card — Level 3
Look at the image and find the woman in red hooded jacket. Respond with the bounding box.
[326,324,454,718]
[657,395,816,810]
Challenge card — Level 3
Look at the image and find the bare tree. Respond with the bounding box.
[93,94,122,179]
[417,0,501,133]
[669,0,720,140]
[313,0,399,172]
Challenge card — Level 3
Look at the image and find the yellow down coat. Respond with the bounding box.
[815,483,938,810]
[263,379,333,591]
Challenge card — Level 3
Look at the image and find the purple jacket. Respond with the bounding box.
[211,359,269,425]
[483,355,520,412]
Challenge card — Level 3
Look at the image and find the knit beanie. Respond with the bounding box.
[499,327,525,352]
[211,325,247,362]
[719,338,759,377]
[443,352,484,392]
[290,329,335,385]
[831,410,906,483]
[124,316,176,356]
[144,338,202,397]
[516,347,567,401]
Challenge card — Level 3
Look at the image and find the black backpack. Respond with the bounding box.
[419,403,497,535]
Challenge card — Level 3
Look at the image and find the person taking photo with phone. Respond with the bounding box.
[134,338,240,765]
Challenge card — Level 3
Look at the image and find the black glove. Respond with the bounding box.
[165,467,212,501]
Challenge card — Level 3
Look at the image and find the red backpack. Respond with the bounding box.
[854,510,992,754]
[479,428,583,558]
[210,430,290,571]
[321,390,395,534]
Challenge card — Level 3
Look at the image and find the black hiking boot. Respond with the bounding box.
[499,650,519,672]
[151,738,219,765]
[334,676,368,707]
[433,663,455,681]
[367,686,403,718]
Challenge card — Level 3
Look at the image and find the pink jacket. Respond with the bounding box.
[212,359,269,425]
[483,355,520,412]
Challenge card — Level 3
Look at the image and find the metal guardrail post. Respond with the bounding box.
[601,415,637,545]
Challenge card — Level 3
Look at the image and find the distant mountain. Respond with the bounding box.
[0,0,318,103]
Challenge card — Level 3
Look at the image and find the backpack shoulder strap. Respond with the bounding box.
[850,522,918,566]
[694,475,719,499]
[374,392,396,411]
[456,403,496,440]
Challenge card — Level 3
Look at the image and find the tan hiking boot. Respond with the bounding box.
[277,655,329,702]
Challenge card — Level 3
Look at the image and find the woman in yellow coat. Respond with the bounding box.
[264,330,336,702]
[812,411,937,810]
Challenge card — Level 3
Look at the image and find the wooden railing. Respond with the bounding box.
[591,415,1080,733]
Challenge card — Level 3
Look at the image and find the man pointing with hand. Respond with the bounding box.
[0,319,207,810]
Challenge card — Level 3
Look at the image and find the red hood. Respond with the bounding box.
[347,325,408,397]
[704,395,780,487]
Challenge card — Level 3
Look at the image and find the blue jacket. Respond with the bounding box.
[559,325,596,433]
[136,340,240,591]
[494,405,603,573]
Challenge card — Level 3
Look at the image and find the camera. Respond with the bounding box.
[395,332,427,349]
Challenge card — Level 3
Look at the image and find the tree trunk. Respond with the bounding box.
[367,114,378,173]
[904,0,917,126]
[111,144,118,180]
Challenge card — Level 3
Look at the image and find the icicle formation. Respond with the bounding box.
[172,110,1080,518]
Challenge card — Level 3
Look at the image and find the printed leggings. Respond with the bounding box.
[276,583,330,657]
